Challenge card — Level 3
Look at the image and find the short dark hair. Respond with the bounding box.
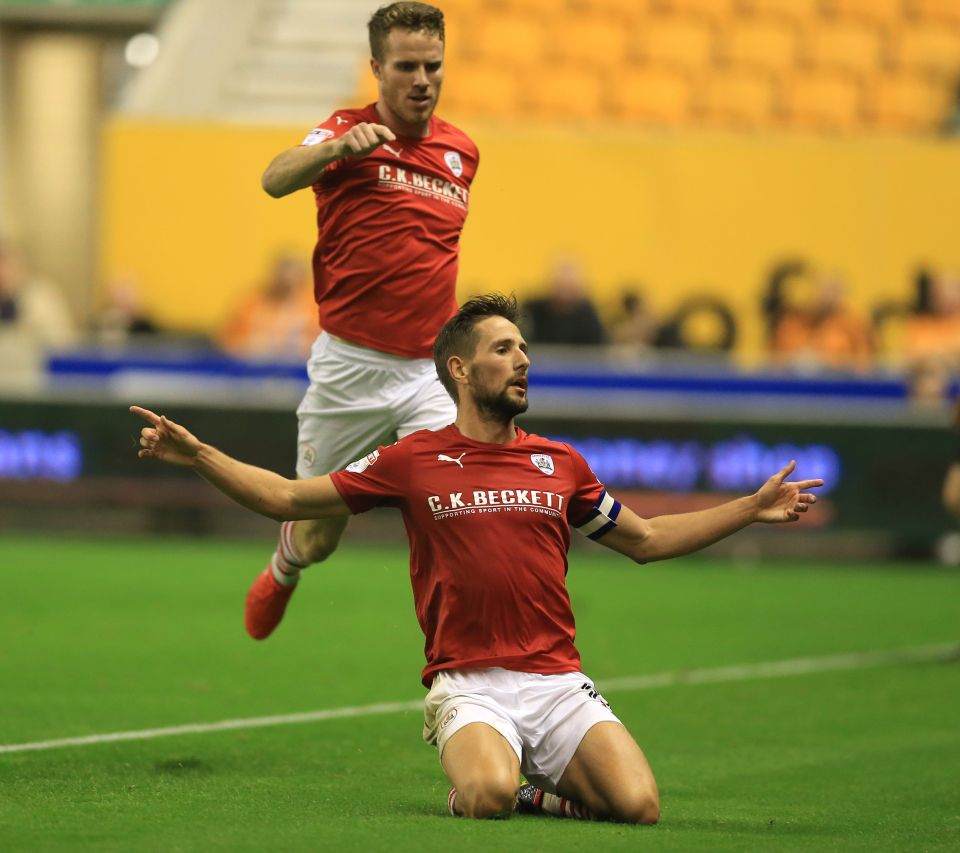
[433,293,521,402]
[368,2,445,62]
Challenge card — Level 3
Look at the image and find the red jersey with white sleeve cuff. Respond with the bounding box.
[301,104,479,359]
[329,424,623,687]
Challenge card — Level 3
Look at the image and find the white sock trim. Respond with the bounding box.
[278,521,309,569]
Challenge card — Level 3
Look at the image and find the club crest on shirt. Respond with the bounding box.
[444,151,463,177]
[346,449,380,473]
[302,127,335,146]
[299,442,317,469]
[530,453,555,476]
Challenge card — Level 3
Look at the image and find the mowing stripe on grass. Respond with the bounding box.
[2,642,956,755]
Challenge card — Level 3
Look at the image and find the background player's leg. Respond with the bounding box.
[246,334,398,639]
[441,723,521,819]
[555,721,659,824]
[395,364,456,438]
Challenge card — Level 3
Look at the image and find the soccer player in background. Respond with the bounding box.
[131,293,823,824]
[249,2,477,639]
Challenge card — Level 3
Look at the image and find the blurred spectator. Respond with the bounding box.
[0,240,78,390]
[906,356,952,406]
[608,288,660,353]
[760,258,809,348]
[219,253,316,360]
[522,260,606,345]
[904,269,960,369]
[654,296,737,354]
[95,276,161,347]
[0,240,78,350]
[769,270,873,373]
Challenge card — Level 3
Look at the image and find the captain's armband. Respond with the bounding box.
[573,490,622,540]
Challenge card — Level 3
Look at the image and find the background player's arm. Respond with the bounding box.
[130,406,349,521]
[261,122,397,198]
[597,461,822,563]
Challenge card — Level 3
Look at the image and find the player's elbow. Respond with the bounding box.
[261,173,286,199]
[259,504,289,522]
[625,533,657,565]
[258,492,299,522]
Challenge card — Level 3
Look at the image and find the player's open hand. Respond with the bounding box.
[337,122,396,158]
[130,406,201,467]
[753,460,823,524]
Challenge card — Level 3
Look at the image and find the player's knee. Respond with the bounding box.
[610,787,660,825]
[456,778,517,819]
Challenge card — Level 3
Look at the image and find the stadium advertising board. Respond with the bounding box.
[0,398,953,550]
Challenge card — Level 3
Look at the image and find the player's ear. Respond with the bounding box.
[447,355,468,386]
[370,56,382,82]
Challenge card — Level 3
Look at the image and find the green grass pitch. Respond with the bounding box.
[1,535,958,852]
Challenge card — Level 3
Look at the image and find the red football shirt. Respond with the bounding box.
[301,105,479,358]
[329,424,623,687]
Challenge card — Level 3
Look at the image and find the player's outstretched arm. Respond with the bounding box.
[129,406,349,521]
[261,122,397,197]
[598,460,823,564]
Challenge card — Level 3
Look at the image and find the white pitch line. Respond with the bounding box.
[1,642,956,756]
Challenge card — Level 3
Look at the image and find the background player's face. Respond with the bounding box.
[464,316,530,419]
[373,28,444,134]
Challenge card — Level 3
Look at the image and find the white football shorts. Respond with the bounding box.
[422,667,622,793]
[295,332,456,478]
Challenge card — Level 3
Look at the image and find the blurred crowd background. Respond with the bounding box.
[1,0,959,557]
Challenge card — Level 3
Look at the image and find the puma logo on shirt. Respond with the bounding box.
[437,453,466,468]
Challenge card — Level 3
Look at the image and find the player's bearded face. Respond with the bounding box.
[466,318,530,421]
[375,29,443,133]
[471,372,529,420]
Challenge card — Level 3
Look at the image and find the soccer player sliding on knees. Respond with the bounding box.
[131,293,823,824]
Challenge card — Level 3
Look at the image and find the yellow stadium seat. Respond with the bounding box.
[719,18,801,76]
[910,0,960,29]
[825,0,906,27]
[699,67,778,128]
[465,14,549,70]
[610,66,695,125]
[658,0,739,22]
[549,16,634,70]
[487,0,560,14]
[440,0,487,12]
[803,20,887,77]
[782,69,865,131]
[571,0,657,25]
[891,22,960,78]
[440,7,477,49]
[522,66,608,120]
[865,70,951,132]
[440,60,524,119]
[634,15,717,74]
[739,0,823,27]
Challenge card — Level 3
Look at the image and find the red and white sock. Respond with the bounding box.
[447,787,459,817]
[270,521,308,587]
[538,791,596,821]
